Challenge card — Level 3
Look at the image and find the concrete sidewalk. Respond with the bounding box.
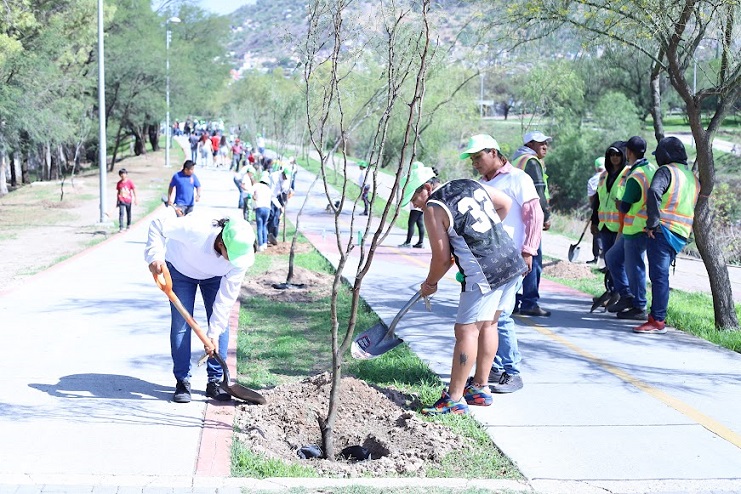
[1,152,740,494]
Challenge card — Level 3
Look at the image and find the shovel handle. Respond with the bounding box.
[152,265,216,354]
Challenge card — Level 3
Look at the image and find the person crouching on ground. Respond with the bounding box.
[401,164,527,415]
[144,213,255,403]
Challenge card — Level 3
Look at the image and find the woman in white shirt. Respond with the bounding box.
[145,213,255,403]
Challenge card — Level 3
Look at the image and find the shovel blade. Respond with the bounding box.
[222,382,267,404]
[351,323,403,360]
[567,244,580,263]
[211,352,266,404]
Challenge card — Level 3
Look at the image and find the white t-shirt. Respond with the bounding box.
[480,167,538,250]
[587,171,602,197]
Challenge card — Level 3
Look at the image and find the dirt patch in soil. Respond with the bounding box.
[542,259,596,280]
[234,372,473,477]
[241,262,334,303]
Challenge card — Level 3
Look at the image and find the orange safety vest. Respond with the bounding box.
[659,163,699,238]
[622,162,658,235]
[597,166,630,232]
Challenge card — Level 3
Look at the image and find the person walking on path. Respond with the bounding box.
[587,157,606,264]
[188,132,199,163]
[144,214,255,403]
[197,133,213,168]
[166,160,201,216]
[399,161,426,248]
[357,160,371,216]
[614,136,657,321]
[116,168,138,232]
[252,172,276,252]
[511,130,551,317]
[462,134,543,394]
[400,164,527,415]
[634,137,700,334]
[591,141,630,310]
[230,138,244,171]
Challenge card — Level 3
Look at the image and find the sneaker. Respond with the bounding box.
[421,390,469,415]
[607,296,633,313]
[206,382,231,402]
[488,367,504,384]
[173,380,191,403]
[519,305,551,317]
[398,242,411,248]
[491,372,524,394]
[463,377,493,406]
[633,315,667,334]
[412,242,424,248]
[616,307,647,320]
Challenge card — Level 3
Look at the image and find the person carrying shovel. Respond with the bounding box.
[401,164,527,415]
[144,211,255,403]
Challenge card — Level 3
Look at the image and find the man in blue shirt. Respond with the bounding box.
[166,160,202,216]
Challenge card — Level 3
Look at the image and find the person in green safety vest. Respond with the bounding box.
[591,141,629,311]
[510,130,551,317]
[634,137,699,334]
[612,136,657,321]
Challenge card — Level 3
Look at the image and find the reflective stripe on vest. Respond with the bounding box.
[659,163,699,238]
[597,167,630,232]
[623,162,658,235]
[513,154,550,202]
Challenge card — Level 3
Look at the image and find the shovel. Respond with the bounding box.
[568,219,591,263]
[153,265,266,405]
[351,291,423,360]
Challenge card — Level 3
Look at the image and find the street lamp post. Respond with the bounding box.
[165,16,181,168]
[97,0,107,223]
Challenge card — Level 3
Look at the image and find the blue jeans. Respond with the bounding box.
[646,230,674,322]
[255,207,270,246]
[519,244,542,311]
[268,203,281,237]
[167,262,229,383]
[623,234,648,309]
[190,148,197,163]
[117,202,132,229]
[599,229,618,257]
[493,277,523,375]
[605,235,632,298]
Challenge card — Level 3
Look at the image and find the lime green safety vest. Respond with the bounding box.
[597,166,630,232]
[622,162,658,235]
[512,153,550,202]
[659,163,700,238]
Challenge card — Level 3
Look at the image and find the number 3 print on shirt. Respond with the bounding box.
[456,188,499,233]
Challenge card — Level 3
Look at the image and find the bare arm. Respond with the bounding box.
[420,205,453,296]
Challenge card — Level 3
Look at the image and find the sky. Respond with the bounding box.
[197,0,255,16]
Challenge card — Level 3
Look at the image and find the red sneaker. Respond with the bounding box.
[633,315,667,334]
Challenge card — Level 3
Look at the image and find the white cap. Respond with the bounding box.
[523,130,551,144]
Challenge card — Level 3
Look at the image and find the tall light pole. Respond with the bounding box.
[165,16,181,168]
[97,0,107,223]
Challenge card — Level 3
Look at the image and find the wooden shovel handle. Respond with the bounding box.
[153,265,216,354]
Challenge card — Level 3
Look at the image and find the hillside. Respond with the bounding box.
[225,0,479,73]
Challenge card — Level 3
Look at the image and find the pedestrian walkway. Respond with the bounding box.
[1,148,740,494]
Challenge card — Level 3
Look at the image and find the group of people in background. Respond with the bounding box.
[590,135,699,334]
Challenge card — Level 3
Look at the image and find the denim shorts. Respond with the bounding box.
[456,276,519,324]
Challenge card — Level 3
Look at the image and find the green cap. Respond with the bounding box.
[459,134,500,159]
[222,217,255,269]
[400,164,436,207]
[594,156,605,170]
[357,160,368,169]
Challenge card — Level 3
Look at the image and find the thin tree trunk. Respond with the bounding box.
[649,65,665,142]
[0,152,8,195]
